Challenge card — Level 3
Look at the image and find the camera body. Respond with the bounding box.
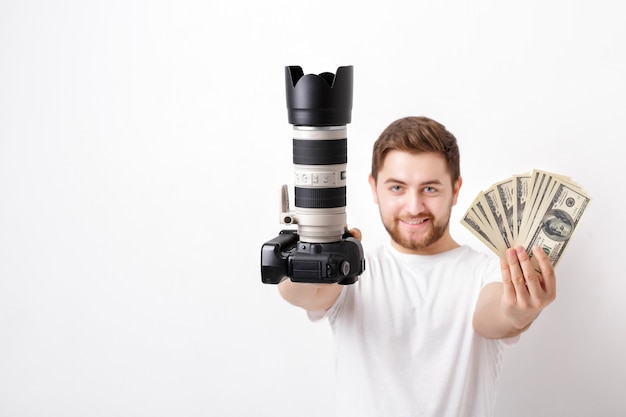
[260,66,365,285]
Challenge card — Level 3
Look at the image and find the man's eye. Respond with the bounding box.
[424,186,436,193]
[391,185,402,192]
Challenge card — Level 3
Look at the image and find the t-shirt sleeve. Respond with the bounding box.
[306,286,347,322]
[481,255,502,287]
[306,309,327,322]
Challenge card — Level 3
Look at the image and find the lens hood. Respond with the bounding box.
[285,66,353,126]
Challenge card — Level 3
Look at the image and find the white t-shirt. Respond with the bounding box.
[310,243,516,417]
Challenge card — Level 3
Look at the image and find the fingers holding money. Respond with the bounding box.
[501,247,530,300]
[500,245,557,328]
[503,247,553,295]
[529,246,556,300]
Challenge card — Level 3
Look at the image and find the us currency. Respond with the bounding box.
[518,170,552,238]
[512,173,531,243]
[520,172,560,241]
[493,178,515,244]
[519,170,579,241]
[482,187,513,252]
[460,205,501,255]
[461,190,510,256]
[522,179,591,269]
[461,169,590,270]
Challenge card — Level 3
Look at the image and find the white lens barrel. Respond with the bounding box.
[293,126,348,243]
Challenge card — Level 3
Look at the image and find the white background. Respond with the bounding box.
[1,1,624,416]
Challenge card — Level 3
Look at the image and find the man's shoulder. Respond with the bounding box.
[453,245,499,267]
[362,242,393,266]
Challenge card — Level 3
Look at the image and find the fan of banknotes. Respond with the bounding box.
[460,169,591,269]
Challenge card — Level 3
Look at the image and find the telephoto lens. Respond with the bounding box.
[260,66,365,285]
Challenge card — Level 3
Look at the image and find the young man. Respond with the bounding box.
[278,116,556,417]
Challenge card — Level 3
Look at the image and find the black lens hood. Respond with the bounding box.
[285,66,353,126]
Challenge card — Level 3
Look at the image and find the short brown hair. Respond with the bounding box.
[371,116,460,184]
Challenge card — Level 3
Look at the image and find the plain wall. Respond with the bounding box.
[1,1,624,416]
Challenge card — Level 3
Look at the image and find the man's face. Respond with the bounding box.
[369,150,461,255]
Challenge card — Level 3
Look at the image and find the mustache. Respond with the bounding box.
[397,214,432,222]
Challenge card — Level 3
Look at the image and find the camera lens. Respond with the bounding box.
[292,125,348,243]
[293,126,347,209]
[284,66,353,244]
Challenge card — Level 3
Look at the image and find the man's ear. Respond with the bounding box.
[368,173,379,205]
[452,176,463,205]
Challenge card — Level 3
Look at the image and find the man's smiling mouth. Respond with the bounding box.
[402,218,429,225]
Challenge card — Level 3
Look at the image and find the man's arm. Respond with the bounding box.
[278,280,343,312]
[473,246,557,339]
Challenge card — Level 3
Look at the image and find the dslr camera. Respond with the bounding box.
[260,65,365,285]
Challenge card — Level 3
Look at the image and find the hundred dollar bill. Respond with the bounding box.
[519,170,565,242]
[470,193,489,224]
[460,205,501,256]
[522,180,591,270]
[482,187,513,250]
[520,170,581,241]
[461,191,510,254]
[518,170,551,238]
[512,173,531,244]
[493,178,515,244]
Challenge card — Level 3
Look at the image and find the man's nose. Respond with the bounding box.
[406,192,425,215]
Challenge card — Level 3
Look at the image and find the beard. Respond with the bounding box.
[382,210,451,252]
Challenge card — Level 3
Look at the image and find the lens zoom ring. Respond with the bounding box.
[293,139,347,165]
[295,187,346,208]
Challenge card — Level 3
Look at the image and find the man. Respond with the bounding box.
[278,116,556,417]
